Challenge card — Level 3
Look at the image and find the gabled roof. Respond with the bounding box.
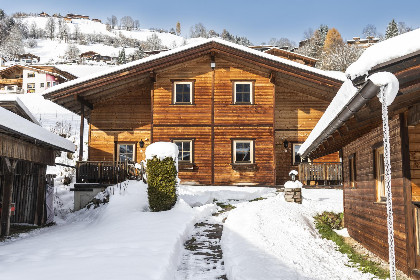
[300,28,420,159]
[0,95,40,125]
[43,38,344,115]
[0,65,76,81]
[0,106,75,152]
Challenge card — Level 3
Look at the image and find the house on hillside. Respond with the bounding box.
[0,96,75,236]
[249,46,316,67]
[299,29,420,277]
[0,65,76,94]
[44,38,344,188]
[346,36,380,48]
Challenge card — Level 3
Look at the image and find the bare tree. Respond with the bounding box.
[45,17,55,40]
[362,24,377,38]
[64,44,80,61]
[176,21,181,35]
[134,19,140,30]
[107,15,118,29]
[120,16,134,30]
[397,22,413,34]
[190,23,208,38]
[268,37,296,49]
[0,25,24,60]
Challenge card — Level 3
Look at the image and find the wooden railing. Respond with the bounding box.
[298,162,343,186]
[76,161,127,184]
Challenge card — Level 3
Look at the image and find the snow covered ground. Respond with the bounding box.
[0,183,378,280]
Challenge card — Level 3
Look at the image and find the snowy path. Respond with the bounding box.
[175,211,228,280]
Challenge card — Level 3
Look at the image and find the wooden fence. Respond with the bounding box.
[298,162,343,186]
[76,161,127,184]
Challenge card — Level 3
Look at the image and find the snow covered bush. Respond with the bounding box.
[145,142,179,212]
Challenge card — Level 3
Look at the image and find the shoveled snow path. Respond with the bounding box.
[221,189,378,280]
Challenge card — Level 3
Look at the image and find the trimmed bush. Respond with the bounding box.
[146,156,178,212]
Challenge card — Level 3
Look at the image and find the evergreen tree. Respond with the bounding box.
[385,19,399,39]
[118,48,126,64]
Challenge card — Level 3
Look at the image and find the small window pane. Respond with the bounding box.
[183,152,191,161]
[183,141,190,151]
[235,82,251,104]
[119,145,126,153]
[236,142,251,162]
[126,145,133,153]
[183,93,190,102]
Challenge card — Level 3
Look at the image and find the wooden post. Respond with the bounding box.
[35,165,46,226]
[79,103,84,162]
[1,157,17,237]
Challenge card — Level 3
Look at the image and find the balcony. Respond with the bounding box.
[76,161,127,184]
[0,86,24,94]
[298,162,342,186]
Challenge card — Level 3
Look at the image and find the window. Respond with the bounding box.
[47,82,51,87]
[173,140,193,163]
[173,81,193,104]
[27,72,35,78]
[40,83,45,88]
[375,146,385,202]
[292,144,309,165]
[53,81,58,86]
[349,153,356,188]
[117,143,135,162]
[233,140,254,164]
[233,81,253,104]
[27,83,35,93]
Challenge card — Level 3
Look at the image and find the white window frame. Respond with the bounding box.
[173,140,193,163]
[173,81,193,104]
[233,81,253,104]
[375,146,385,202]
[233,140,254,164]
[117,143,136,163]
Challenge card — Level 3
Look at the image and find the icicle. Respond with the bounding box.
[380,86,396,280]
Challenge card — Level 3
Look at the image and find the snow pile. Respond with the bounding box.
[0,181,216,280]
[346,28,420,79]
[145,141,179,161]
[221,189,376,280]
[284,180,303,189]
[289,170,298,176]
[0,106,75,152]
[369,72,399,106]
[299,79,358,155]
[179,185,276,207]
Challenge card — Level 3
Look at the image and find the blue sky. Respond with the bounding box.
[3,0,420,44]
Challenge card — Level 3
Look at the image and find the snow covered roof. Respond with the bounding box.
[53,64,115,79]
[44,38,345,96]
[346,28,420,80]
[299,29,420,158]
[0,95,40,125]
[0,106,75,152]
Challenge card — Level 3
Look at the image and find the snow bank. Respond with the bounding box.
[346,28,420,79]
[0,181,216,280]
[145,141,179,161]
[221,189,375,280]
[0,106,75,152]
[299,80,358,155]
[369,72,399,106]
[179,185,276,207]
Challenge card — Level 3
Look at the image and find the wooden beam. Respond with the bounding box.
[79,103,84,161]
[35,165,46,226]
[1,157,17,237]
[76,95,93,110]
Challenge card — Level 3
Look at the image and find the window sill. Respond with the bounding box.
[178,162,196,171]
[230,103,254,105]
[231,163,257,171]
[171,103,196,106]
[373,201,387,206]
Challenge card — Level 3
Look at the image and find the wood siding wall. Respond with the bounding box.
[342,115,409,274]
[153,55,274,185]
[0,134,55,165]
[274,77,339,184]
[89,87,152,162]
[409,122,420,202]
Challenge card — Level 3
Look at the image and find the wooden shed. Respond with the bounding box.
[44,38,343,186]
[0,98,75,236]
[299,30,420,277]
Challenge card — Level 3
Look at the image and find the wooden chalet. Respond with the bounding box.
[0,97,75,236]
[299,29,420,277]
[44,38,343,187]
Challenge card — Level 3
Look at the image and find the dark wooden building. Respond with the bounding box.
[299,36,420,276]
[0,97,74,236]
[44,39,343,186]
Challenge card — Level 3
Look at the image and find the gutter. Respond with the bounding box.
[300,80,380,158]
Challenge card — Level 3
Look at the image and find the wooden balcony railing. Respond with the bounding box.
[298,162,343,186]
[76,161,127,184]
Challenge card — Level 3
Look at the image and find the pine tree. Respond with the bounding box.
[118,48,126,64]
[323,28,343,53]
[385,19,399,39]
[176,21,181,35]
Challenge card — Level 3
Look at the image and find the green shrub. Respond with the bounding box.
[314,211,343,230]
[146,156,178,212]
